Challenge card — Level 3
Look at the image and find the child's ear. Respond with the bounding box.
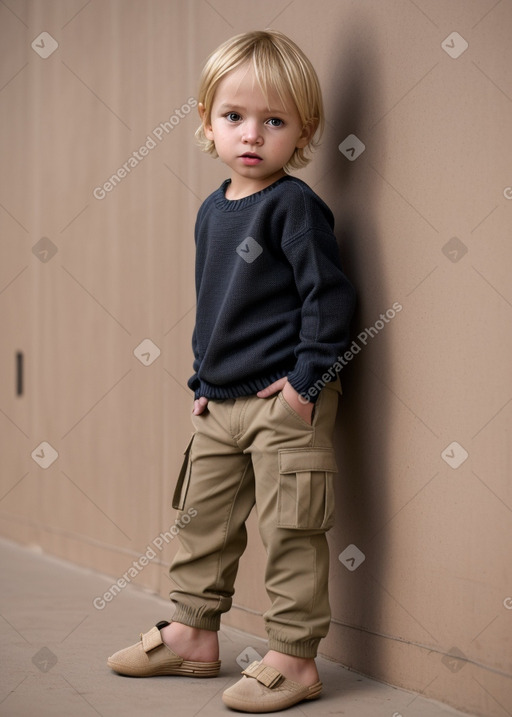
[198,102,214,141]
[296,118,318,149]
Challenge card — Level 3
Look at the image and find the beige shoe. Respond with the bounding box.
[107,620,221,677]
[222,661,322,713]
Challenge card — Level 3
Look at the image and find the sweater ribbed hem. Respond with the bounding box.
[266,635,320,659]
[193,370,292,401]
[193,368,341,404]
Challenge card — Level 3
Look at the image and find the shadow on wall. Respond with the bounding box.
[324,21,389,678]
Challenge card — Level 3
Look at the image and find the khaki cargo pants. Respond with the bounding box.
[169,379,341,658]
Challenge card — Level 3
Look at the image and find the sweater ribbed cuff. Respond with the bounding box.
[286,365,327,404]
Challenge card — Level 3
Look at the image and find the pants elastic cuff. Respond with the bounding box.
[171,604,220,632]
[267,636,320,658]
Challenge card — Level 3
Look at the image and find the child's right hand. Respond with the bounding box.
[193,396,209,415]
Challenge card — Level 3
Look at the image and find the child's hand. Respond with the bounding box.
[256,377,287,398]
[193,396,209,415]
[257,378,314,425]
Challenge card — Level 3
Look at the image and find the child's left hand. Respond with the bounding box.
[257,378,314,425]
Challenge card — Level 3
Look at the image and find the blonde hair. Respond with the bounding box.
[196,30,324,171]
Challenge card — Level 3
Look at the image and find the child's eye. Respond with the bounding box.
[225,112,241,122]
[266,118,284,127]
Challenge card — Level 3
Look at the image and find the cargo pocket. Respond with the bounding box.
[172,434,195,510]
[277,448,337,530]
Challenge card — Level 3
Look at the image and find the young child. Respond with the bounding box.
[108,29,355,713]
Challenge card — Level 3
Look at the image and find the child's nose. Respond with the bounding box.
[242,120,262,144]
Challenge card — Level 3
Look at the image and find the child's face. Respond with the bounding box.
[200,64,313,196]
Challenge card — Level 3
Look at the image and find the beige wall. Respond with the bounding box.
[1,1,511,714]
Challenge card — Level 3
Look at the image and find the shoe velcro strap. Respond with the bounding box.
[242,661,284,689]
[141,626,163,653]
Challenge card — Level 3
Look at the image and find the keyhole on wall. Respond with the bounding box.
[16,351,23,396]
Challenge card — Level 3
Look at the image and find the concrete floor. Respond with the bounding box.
[0,538,473,717]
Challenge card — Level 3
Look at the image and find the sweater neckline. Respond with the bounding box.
[214,175,295,211]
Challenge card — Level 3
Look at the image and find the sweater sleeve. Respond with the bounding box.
[187,209,204,397]
[187,326,201,396]
[282,226,356,401]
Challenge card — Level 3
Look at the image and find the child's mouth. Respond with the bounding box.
[239,153,262,165]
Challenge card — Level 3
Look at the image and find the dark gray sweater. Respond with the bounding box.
[188,175,355,403]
